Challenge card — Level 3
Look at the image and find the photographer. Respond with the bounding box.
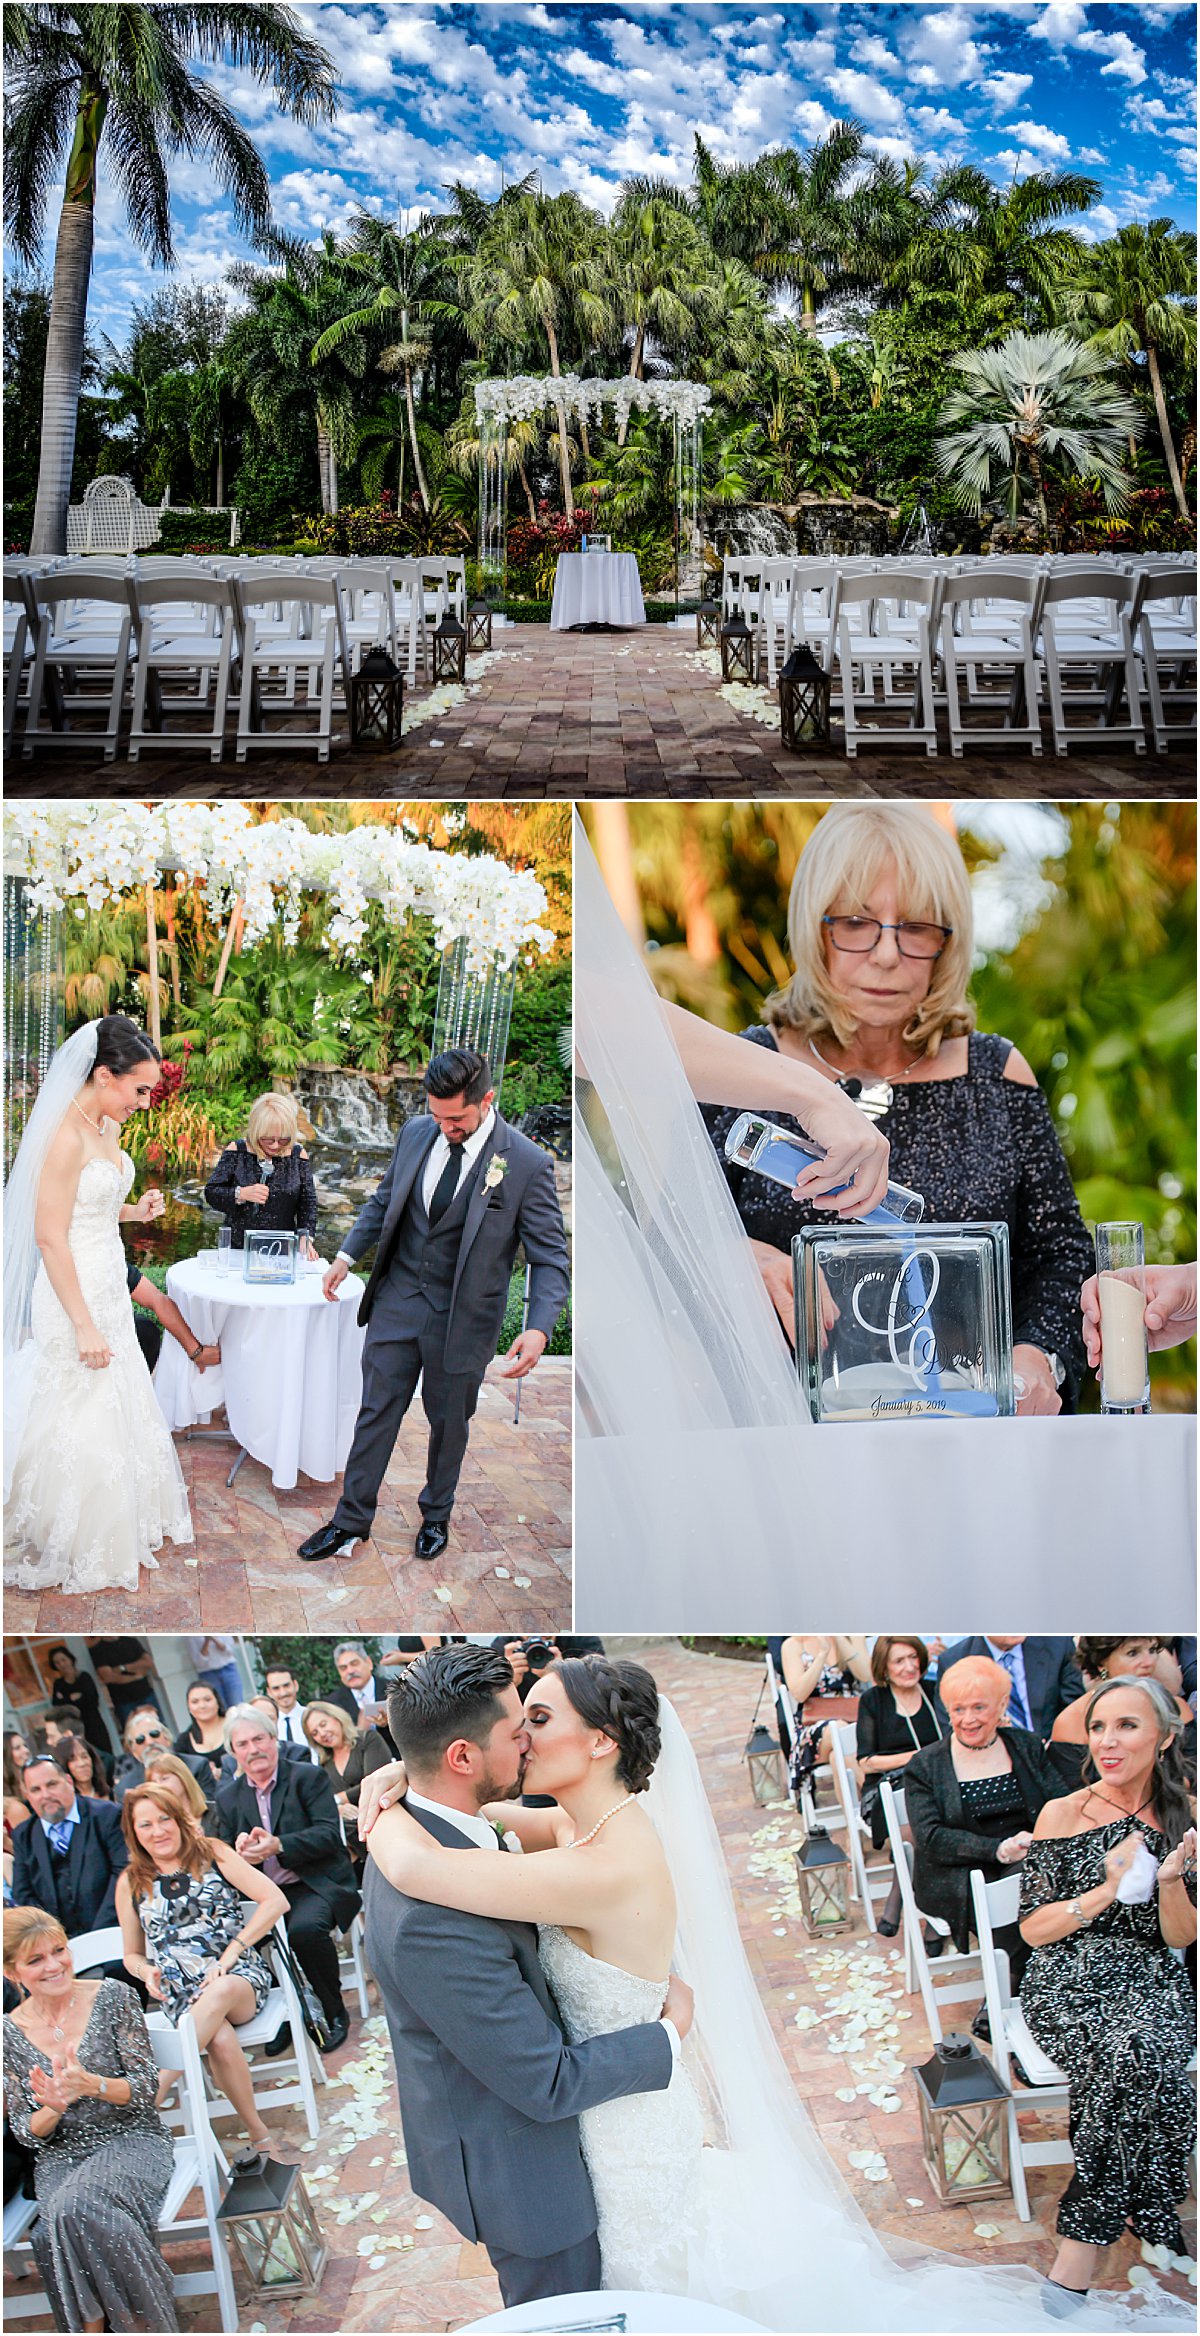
[494,1638,606,1702]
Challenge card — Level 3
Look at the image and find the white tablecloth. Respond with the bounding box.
[153,1250,365,1490]
[468,2292,766,2333]
[550,552,646,630]
[576,1414,1196,1632]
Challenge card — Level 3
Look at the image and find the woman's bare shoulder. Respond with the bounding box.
[1034,1790,1084,1837]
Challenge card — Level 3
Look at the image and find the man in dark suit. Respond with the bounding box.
[213,1707,359,2051]
[937,1636,1084,1739]
[11,1757,128,1937]
[364,1646,687,2308]
[327,1642,391,1730]
[298,1047,570,1566]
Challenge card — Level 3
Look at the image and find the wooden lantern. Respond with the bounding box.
[913,2034,1013,2205]
[349,643,403,750]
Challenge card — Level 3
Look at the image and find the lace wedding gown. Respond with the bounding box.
[538,1923,705,2291]
[4,1153,193,1594]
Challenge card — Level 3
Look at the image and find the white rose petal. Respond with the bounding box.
[973,2223,1003,2240]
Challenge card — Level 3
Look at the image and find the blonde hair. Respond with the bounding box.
[302,1699,358,1756]
[144,1750,211,1821]
[3,1905,69,1973]
[246,1091,298,1157]
[766,806,976,1058]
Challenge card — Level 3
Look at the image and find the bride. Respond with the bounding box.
[4,1014,193,1594]
[364,1656,1187,2330]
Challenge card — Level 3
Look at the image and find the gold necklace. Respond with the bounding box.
[568,1797,635,1850]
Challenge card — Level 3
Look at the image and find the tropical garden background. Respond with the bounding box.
[4,5,1195,591]
[583,800,1196,1410]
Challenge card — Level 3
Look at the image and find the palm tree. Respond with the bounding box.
[227,234,364,514]
[935,328,1140,532]
[1058,221,1196,522]
[697,121,895,333]
[311,214,457,513]
[610,179,720,441]
[4,3,336,555]
[904,168,1101,320]
[463,189,615,517]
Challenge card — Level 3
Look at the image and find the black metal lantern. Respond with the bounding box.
[744,1721,787,1806]
[719,611,756,684]
[794,1826,851,1935]
[779,642,833,752]
[433,611,468,684]
[913,2033,1012,2205]
[696,602,721,649]
[216,2154,328,2300]
[467,597,493,653]
[349,643,403,750]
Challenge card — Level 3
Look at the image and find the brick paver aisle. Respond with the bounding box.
[7,628,1185,800]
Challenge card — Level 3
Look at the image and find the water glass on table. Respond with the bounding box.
[1095,1220,1151,1415]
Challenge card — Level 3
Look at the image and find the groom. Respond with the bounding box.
[298,1047,569,1564]
[362,1644,689,2306]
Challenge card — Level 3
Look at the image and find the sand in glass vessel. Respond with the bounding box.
[1095,1221,1151,1415]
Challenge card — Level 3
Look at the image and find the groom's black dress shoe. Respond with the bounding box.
[297,1521,359,1562]
[415,1519,450,1561]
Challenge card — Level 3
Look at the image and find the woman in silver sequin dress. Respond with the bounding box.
[2,1907,177,2333]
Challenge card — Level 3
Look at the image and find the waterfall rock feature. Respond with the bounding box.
[708,497,899,561]
[293,1067,424,1154]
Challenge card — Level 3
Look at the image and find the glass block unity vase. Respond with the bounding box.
[243,1229,298,1285]
[792,1221,1015,1422]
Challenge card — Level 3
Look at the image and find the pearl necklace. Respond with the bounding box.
[568,1797,635,1850]
[71,1095,107,1134]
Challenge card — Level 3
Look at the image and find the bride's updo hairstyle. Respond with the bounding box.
[89,1015,162,1076]
[555,1656,661,1793]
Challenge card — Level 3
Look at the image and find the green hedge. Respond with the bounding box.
[249,1637,384,1702]
[500,599,698,624]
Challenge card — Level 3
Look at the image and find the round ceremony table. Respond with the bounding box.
[153,1249,365,1491]
[467,2291,767,2333]
[550,551,646,630]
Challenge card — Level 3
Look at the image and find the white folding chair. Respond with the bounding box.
[755,557,797,686]
[970,1868,1071,2221]
[66,1923,127,1975]
[836,571,939,756]
[1037,570,1146,755]
[826,1721,887,1926]
[339,1906,372,2021]
[22,571,138,759]
[232,572,349,761]
[127,574,237,762]
[228,1912,326,2140]
[1133,565,1196,754]
[3,565,40,752]
[939,570,1045,757]
[390,558,432,683]
[880,1781,982,2040]
[335,562,397,677]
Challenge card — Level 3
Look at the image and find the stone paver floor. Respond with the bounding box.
[1,1356,571,1638]
[8,628,1190,800]
[6,1642,1189,2334]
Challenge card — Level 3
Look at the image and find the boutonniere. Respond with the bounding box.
[484,1157,507,1193]
[492,1820,523,1852]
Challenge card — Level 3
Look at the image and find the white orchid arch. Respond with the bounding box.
[473,376,711,428]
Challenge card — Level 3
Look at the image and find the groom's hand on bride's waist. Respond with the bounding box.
[663,1973,694,2043]
[499,1328,547,1379]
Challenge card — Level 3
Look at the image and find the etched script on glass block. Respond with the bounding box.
[243,1229,298,1285]
[792,1222,1015,1423]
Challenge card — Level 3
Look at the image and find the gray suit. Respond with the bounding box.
[364,1805,673,2305]
[333,1111,570,1535]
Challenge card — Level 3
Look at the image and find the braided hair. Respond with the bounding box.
[554,1655,661,1793]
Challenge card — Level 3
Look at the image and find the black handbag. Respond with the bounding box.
[266,1931,330,2053]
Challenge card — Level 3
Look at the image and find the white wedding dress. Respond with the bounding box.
[4,1150,193,1594]
[532,1702,1190,2332]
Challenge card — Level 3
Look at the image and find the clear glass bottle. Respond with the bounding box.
[723,1111,924,1226]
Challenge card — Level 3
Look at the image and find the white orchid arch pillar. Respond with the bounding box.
[474,376,711,601]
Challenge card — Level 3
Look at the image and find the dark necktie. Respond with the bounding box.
[998,1649,1030,1731]
[427,1144,463,1227]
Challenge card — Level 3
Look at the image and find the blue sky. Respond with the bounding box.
[50,1,1200,345]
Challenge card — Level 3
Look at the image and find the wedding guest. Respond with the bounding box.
[10,1758,128,1940]
[263,1666,316,1758]
[45,1651,107,1751]
[116,1783,294,2161]
[905,1656,1062,1996]
[172,1681,229,1786]
[856,1637,945,1937]
[1050,1640,1195,1784]
[329,1642,392,1731]
[51,1737,112,1804]
[769,1635,870,1799]
[937,1636,1084,1739]
[125,1260,220,1375]
[113,1708,196,1805]
[1081,1260,1197,1369]
[704,804,1093,1413]
[1019,1678,1196,2303]
[2,1907,178,2333]
[212,1708,358,2051]
[186,1637,244,1712]
[248,1695,310,1762]
[302,1702,392,1871]
[142,1752,211,1824]
[89,1639,159,1733]
[204,1093,318,1256]
[4,1735,34,1846]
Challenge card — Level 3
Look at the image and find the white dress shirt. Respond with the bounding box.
[403,1788,680,2059]
[277,1705,317,1760]
[420,1106,496,1213]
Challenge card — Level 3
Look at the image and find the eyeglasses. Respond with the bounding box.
[823,914,951,960]
[131,1730,165,1748]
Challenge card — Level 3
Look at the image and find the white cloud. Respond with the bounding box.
[562,49,628,98]
[823,68,907,127]
[975,71,1034,117]
[1027,4,1146,84]
[1078,147,1108,165]
[849,34,903,75]
[913,106,968,141]
[898,8,990,89]
[1008,119,1073,159]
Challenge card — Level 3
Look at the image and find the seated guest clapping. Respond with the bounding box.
[116,1783,294,2163]
[1050,1639,1195,1786]
[905,1656,1063,1995]
[172,1680,229,1788]
[2,1906,179,2332]
[212,1708,358,2051]
[302,1702,393,1873]
[1019,1677,1196,2305]
[204,1092,318,1255]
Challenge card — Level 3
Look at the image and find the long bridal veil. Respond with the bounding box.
[646,1698,1190,2332]
[3,1020,100,1499]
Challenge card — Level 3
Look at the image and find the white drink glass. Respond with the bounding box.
[217,1227,233,1275]
[1095,1221,1151,1415]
